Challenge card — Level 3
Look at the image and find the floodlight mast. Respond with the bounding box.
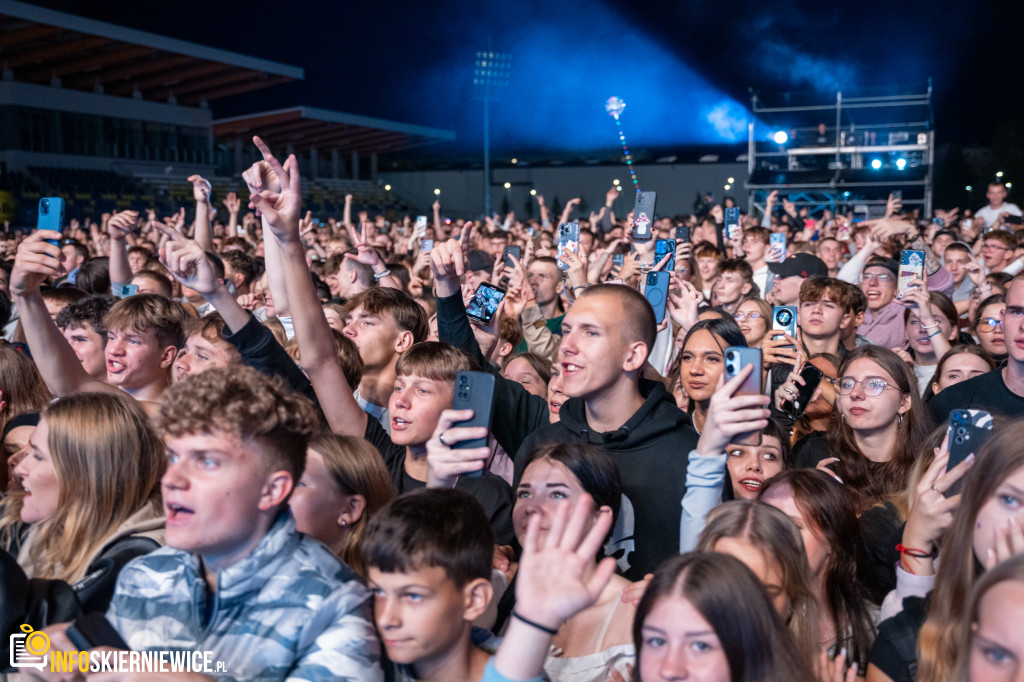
[473,50,511,217]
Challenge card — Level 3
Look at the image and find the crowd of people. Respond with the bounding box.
[0,135,1023,682]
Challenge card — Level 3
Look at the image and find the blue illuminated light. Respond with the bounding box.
[895,158,907,171]
[870,159,882,170]
[772,131,789,145]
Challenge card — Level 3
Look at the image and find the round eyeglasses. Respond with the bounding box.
[978,317,1003,333]
[734,312,763,320]
[835,376,899,397]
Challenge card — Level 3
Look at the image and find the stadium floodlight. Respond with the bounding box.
[772,131,789,145]
[895,158,907,171]
[474,50,512,216]
[503,182,511,189]
[870,159,883,170]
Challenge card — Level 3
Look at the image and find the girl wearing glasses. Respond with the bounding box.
[794,346,933,507]
[972,293,1007,364]
[733,298,772,348]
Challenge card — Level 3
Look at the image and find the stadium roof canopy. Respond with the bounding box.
[0,0,303,106]
[213,107,456,156]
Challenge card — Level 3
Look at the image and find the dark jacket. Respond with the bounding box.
[516,379,699,581]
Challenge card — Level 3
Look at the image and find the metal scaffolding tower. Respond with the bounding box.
[746,82,934,220]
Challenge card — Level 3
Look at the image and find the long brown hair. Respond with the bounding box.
[695,500,820,671]
[828,345,933,505]
[916,420,1024,682]
[760,470,877,667]
[634,552,816,682]
[307,433,396,576]
[952,554,1024,680]
[0,346,51,483]
[17,393,164,582]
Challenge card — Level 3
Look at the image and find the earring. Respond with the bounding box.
[898,412,904,424]
[340,520,347,527]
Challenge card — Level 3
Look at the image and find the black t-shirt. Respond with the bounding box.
[364,418,515,546]
[928,368,1024,423]
[870,595,930,682]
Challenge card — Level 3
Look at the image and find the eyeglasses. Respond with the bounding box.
[835,376,899,397]
[978,317,1003,333]
[734,312,763,320]
[859,273,893,284]
[981,243,1009,252]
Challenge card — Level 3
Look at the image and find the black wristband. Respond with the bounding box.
[512,611,559,635]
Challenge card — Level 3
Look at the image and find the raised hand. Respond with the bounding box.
[696,364,771,458]
[515,493,616,630]
[187,174,211,204]
[247,136,302,241]
[222,191,241,215]
[160,239,222,297]
[11,230,64,296]
[903,437,973,574]
[429,236,467,298]
[667,277,703,334]
[107,210,139,240]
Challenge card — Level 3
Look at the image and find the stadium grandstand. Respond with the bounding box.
[0,0,454,224]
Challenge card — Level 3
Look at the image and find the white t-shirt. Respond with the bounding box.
[976,202,1022,228]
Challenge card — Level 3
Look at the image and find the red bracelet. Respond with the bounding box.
[896,543,937,559]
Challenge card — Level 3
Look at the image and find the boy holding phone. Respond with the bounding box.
[245,137,514,544]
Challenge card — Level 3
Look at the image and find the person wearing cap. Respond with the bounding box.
[855,257,906,348]
[765,253,828,306]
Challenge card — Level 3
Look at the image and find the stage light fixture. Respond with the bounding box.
[727,177,735,184]
[870,159,883,170]
[530,189,537,196]
[772,131,788,145]
[997,171,1004,178]
[895,158,907,171]
[433,188,441,195]
[613,179,620,186]
[384,184,391,191]
[503,182,511,189]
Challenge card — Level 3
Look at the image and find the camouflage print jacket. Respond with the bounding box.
[106,512,382,682]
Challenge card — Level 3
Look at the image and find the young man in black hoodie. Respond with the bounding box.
[430,237,698,580]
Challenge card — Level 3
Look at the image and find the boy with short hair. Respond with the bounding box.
[54,294,114,380]
[363,488,495,682]
[11,230,186,409]
[37,366,382,682]
[712,258,755,314]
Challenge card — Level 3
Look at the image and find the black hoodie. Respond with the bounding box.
[515,379,699,581]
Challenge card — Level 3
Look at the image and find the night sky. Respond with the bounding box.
[21,0,1024,157]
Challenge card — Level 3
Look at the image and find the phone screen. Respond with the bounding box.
[466,283,506,324]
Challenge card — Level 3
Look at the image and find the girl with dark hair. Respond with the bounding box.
[761,470,878,669]
[633,552,817,682]
[972,293,1006,363]
[677,318,747,434]
[794,345,933,507]
[900,288,957,395]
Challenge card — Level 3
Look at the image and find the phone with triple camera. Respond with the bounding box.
[644,271,670,325]
[675,225,691,243]
[466,282,506,325]
[655,238,676,272]
[946,409,993,496]
[632,191,656,242]
[37,197,65,248]
[724,347,762,445]
[450,371,496,476]
[557,222,580,271]
[897,249,925,300]
[503,245,522,268]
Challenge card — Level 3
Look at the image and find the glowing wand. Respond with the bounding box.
[605,96,639,189]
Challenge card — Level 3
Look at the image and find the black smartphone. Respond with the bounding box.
[466,283,506,325]
[66,613,130,651]
[724,347,762,445]
[946,409,993,496]
[892,190,903,201]
[644,271,670,325]
[37,196,65,248]
[450,371,496,476]
[503,244,522,268]
[725,207,741,240]
[655,238,676,272]
[675,225,691,243]
[632,191,656,242]
[782,364,823,417]
[1006,215,1023,226]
